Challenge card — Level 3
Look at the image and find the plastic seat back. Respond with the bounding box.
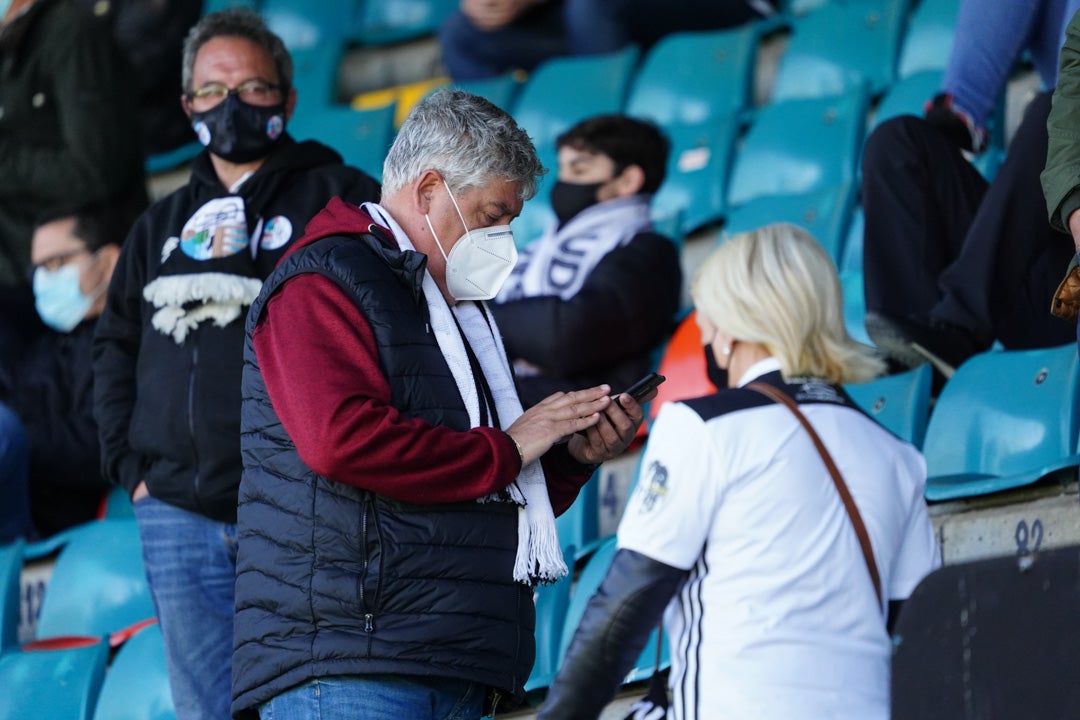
[626,25,760,126]
[524,547,574,694]
[35,520,154,640]
[897,0,961,78]
[922,344,1080,501]
[872,70,943,128]
[727,89,869,207]
[288,103,396,180]
[93,622,176,720]
[0,637,109,720]
[845,364,933,448]
[722,184,857,264]
[651,116,740,236]
[771,0,911,101]
[453,72,522,112]
[351,0,458,45]
[0,539,23,654]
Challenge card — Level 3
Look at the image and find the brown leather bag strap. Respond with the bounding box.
[747,381,883,611]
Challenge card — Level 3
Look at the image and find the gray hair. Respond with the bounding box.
[382,89,544,200]
[181,9,293,96]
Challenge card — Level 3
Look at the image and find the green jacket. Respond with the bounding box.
[1044,8,1080,236]
[0,0,146,287]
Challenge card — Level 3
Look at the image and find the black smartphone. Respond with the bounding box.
[616,372,666,403]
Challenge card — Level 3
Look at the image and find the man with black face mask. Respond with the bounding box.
[491,114,682,408]
[91,9,380,720]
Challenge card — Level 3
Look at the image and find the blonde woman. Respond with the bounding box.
[539,224,940,720]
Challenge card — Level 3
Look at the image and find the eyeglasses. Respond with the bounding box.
[187,79,282,111]
[31,248,91,273]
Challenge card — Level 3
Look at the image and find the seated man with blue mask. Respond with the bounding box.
[0,204,133,539]
[490,114,682,408]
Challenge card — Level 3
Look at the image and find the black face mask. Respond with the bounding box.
[550,179,604,227]
[704,343,728,390]
[190,94,287,164]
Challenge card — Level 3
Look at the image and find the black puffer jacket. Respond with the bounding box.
[92,138,380,523]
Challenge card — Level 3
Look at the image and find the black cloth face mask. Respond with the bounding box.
[190,94,287,164]
[550,179,604,227]
[704,343,728,390]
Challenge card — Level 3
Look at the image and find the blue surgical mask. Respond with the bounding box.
[0,0,13,21]
[33,260,99,332]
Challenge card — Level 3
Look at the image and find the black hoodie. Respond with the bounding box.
[93,137,380,523]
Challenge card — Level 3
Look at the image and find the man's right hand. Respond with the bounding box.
[1068,208,1080,254]
[132,480,149,502]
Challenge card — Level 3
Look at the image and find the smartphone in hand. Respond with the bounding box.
[614,372,666,406]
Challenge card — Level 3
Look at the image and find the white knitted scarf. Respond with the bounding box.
[364,203,567,585]
[496,194,651,302]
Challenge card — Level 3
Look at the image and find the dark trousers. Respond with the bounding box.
[861,91,1074,349]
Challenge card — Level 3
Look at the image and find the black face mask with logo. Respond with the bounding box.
[550,179,605,227]
[190,94,287,164]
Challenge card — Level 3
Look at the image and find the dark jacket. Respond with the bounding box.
[92,139,380,523]
[489,230,681,407]
[0,320,107,537]
[233,215,537,715]
[0,0,146,287]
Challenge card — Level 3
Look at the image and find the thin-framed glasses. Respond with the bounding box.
[188,79,282,111]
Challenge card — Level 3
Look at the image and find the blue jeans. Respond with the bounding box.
[0,402,34,542]
[134,495,238,720]
[260,675,485,720]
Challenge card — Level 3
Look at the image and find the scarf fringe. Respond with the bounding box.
[514,505,569,585]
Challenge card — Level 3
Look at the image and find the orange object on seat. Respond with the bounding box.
[648,311,717,426]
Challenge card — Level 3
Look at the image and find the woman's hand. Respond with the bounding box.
[461,0,537,30]
[506,385,612,465]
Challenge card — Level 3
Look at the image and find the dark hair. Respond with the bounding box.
[181,9,293,96]
[34,201,141,253]
[556,115,670,194]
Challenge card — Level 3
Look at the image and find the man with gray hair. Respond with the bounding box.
[92,9,379,719]
[231,89,649,718]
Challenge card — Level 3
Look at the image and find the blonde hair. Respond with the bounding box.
[690,223,884,384]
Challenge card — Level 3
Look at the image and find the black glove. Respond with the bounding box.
[923,92,988,153]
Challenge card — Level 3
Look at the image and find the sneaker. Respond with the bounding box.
[865,312,987,378]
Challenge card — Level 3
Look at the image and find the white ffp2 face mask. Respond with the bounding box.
[424,180,517,301]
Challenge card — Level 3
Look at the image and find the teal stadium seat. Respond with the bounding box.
[726,89,869,208]
[287,103,396,180]
[453,72,522,112]
[838,205,871,345]
[722,184,857,264]
[201,0,260,14]
[34,520,154,640]
[0,540,23,655]
[650,116,740,236]
[625,25,761,126]
[897,0,961,78]
[872,69,943,128]
[845,364,933,448]
[511,47,640,247]
[0,637,109,720]
[351,0,458,46]
[262,0,352,118]
[771,0,911,101]
[555,471,605,565]
[525,547,574,695]
[93,622,176,720]
[922,344,1080,501]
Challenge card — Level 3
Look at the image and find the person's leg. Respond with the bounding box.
[564,0,769,55]
[438,4,567,81]
[0,403,34,542]
[259,675,485,720]
[133,495,238,720]
[934,91,1076,349]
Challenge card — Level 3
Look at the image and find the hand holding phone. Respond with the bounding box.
[614,372,666,406]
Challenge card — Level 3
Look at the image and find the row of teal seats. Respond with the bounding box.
[0,520,174,720]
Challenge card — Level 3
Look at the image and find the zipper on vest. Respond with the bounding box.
[359,498,374,632]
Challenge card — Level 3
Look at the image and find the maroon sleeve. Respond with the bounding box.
[251,273,522,504]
